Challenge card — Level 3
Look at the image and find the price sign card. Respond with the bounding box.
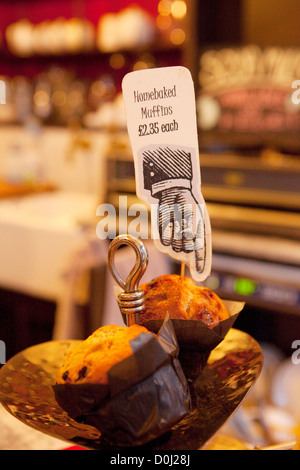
[122,66,211,282]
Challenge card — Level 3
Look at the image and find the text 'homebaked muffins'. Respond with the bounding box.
[140,274,230,328]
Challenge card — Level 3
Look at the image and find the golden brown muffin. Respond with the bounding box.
[56,324,151,385]
[140,274,229,329]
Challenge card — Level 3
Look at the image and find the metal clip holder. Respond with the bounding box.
[108,235,148,326]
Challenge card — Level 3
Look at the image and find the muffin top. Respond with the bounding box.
[56,324,151,385]
[140,274,229,329]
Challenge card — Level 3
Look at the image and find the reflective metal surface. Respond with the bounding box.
[0,329,263,450]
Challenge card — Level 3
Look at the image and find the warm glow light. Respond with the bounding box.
[156,14,172,30]
[158,0,172,16]
[91,81,108,98]
[133,61,149,71]
[52,90,67,107]
[34,90,49,107]
[171,1,187,19]
[109,53,125,70]
[170,28,186,45]
[68,90,83,108]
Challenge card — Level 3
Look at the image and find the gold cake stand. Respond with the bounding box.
[0,328,263,450]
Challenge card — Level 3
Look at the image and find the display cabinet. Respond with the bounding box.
[0,0,198,127]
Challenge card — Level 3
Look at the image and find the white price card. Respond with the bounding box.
[122,66,211,282]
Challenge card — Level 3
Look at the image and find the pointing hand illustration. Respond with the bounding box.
[142,146,207,277]
[157,187,205,275]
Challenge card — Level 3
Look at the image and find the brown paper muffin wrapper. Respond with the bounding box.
[53,315,191,447]
[142,300,245,380]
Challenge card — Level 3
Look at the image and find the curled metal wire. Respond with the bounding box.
[108,234,148,326]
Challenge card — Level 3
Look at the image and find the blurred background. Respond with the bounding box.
[0,0,299,449]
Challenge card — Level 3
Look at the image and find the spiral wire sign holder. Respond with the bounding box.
[108,235,149,326]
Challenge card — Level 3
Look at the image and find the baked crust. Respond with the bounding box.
[140,274,229,329]
[56,324,150,385]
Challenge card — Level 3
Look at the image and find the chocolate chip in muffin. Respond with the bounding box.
[62,371,69,382]
[77,366,88,381]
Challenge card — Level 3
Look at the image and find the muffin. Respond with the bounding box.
[140,274,229,328]
[138,274,242,380]
[53,318,191,447]
[56,324,151,385]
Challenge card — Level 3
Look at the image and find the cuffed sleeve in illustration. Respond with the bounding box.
[141,146,206,277]
[142,147,192,197]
